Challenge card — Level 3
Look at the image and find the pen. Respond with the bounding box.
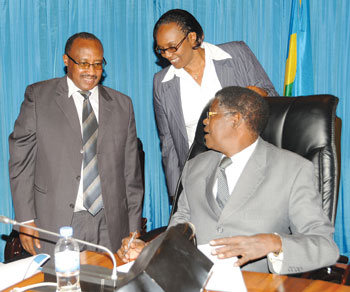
[124,231,137,256]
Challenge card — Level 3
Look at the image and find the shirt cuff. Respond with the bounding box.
[267,232,284,273]
[268,250,284,273]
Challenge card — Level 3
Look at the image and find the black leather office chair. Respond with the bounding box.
[170,94,349,284]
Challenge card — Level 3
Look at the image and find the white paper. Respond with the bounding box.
[117,260,134,273]
[0,253,50,290]
[198,244,247,292]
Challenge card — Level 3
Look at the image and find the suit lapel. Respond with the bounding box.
[97,85,112,148]
[160,76,188,143]
[220,138,267,221]
[54,79,113,153]
[54,76,83,172]
[54,76,81,140]
[204,153,222,219]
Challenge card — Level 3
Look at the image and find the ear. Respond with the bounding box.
[230,112,242,128]
[188,31,198,46]
[63,54,69,66]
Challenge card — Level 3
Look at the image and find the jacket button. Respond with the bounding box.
[76,175,81,181]
[69,203,75,209]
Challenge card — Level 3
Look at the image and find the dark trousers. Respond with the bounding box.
[71,209,112,252]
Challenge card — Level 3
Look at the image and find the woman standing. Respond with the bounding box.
[153,9,278,199]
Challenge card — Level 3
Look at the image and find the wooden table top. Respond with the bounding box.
[3,251,350,292]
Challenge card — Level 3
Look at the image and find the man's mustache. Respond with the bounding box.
[80,74,98,79]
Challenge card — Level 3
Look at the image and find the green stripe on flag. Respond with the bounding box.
[284,83,294,96]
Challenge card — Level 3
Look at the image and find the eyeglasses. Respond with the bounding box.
[206,111,237,119]
[66,54,107,70]
[156,33,189,55]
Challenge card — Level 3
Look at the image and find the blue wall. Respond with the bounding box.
[1,0,349,262]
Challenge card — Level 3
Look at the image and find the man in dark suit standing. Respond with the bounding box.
[9,32,143,256]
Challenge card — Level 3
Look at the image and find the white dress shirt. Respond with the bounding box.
[213,140,258,198]
[162,42,231,147]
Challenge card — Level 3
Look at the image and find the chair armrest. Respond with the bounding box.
[301,255,350,285]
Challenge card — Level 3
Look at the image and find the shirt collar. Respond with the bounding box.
[227,138,258,165]
[67,76,98,98]
[161,42,231,83]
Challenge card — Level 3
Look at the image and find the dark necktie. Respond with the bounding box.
[80,90,103,216]
[216,156,232,209]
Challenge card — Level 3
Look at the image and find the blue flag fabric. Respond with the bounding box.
[284,0,314,96]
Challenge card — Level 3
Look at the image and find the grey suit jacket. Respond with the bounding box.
[153,41,279,197]
[170,138,339,274]
[9,76,143,252]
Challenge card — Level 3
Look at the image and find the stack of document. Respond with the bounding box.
[0,254,50,290]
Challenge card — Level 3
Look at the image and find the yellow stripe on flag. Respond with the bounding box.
[283,33,297,95]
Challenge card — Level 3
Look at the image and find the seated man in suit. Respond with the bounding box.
[119,86,339,274]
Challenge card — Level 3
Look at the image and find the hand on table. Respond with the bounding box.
[19,222,41,255]
[210,233,282,267]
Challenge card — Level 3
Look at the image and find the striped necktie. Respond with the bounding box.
[80,90,103,216]
[216,156,232,209]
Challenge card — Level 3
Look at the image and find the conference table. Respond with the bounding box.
[3,251,350,292]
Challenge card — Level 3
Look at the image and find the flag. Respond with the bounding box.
[283,0,314,96]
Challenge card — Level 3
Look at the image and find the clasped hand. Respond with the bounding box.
[209,233,282,267]
[246,86,268,97]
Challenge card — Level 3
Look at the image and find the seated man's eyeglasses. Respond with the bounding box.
[66,54,107,70]
[156,33,189,55]
[207,111,237,119]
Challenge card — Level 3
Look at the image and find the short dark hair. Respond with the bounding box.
[215,86,269,135]
[64,32,103,55]
[153,9,204,49]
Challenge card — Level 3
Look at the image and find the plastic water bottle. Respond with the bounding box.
[55,226,81,292]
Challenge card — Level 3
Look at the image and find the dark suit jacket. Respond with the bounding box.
[9,76,143,252]
[153,41,279,197]
[169,138,339,274]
